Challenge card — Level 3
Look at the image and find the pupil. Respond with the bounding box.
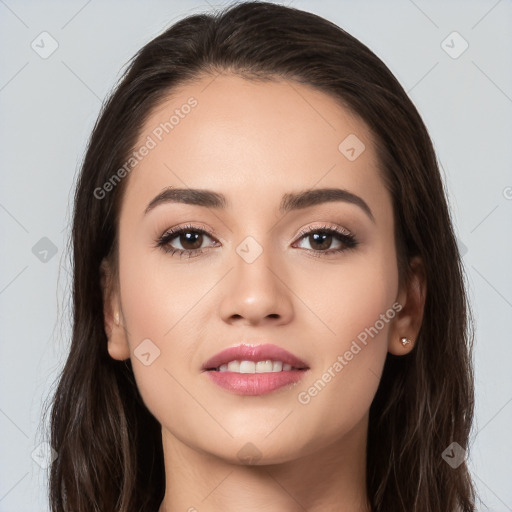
[181,232,202,250]
[311,232,331,250]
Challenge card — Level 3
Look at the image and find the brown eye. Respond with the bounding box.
[306,232,334,251]
[294,225,357,255]
[174,231,205,251]
[156,225,219,257]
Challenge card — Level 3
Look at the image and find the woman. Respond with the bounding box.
[45,2,476,511]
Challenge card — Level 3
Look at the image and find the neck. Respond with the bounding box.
[158,414,371,512]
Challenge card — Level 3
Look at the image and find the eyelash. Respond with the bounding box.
[155,223,358,259]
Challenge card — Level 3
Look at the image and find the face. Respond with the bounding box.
[103,73,414,465]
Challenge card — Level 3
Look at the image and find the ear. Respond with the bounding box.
[388,256,427,355]
[100,258,130,361]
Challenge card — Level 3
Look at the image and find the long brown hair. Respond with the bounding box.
[44,2,476,510]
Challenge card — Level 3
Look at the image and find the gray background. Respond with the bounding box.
[0,0,511,510]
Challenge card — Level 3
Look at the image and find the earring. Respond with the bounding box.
[114,311,120,326]
[400,337,411,346]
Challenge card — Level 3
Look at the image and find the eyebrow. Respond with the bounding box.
[144,186,375,222]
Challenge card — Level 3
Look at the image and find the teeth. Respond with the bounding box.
[240,361,255,373]
[217,360,296,373]
[256,360,273,373]
[227,360,240,372]
[272,361,283,372]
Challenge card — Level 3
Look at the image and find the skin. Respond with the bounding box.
[101,74,426,512]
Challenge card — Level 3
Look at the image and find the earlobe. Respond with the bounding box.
[100,258,131,361]
[388,256,427,356]
[107,313,131,361]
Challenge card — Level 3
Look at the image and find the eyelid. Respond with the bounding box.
[294,222,353,239]
[160,222,219,240]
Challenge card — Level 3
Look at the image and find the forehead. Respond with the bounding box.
[121,73,385,218]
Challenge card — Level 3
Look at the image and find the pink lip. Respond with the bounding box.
[202,343,309,371]
[202,343,309,396]
[205,370,308,395]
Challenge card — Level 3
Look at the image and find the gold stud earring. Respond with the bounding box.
[400,337,411,346]
[114,311,120,326]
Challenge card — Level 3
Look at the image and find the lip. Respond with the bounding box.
[205,370,308,395]
[202,343,309,371]
[202,343,310,396]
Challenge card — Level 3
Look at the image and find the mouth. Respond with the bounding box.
[202,343,309,395]
[202,343,309,373]
[205,361,308,373]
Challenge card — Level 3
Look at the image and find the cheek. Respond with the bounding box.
[291,240,399,349]
[115,238,207,421]
[291,242,398,433]
[118,224,214,348]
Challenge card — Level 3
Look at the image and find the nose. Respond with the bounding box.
[218,240,294,327]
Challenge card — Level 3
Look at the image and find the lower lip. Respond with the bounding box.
[205,369,308,395]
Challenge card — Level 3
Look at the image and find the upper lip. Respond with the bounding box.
[202,343,309,371]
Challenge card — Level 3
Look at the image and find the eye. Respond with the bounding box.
[155,224,219,258]
[293,224,358,256]
[156,223,358,259]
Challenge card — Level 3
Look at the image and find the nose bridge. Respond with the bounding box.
[229,199,279,267]
[233,230,281,295]
[218,228,293,324]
